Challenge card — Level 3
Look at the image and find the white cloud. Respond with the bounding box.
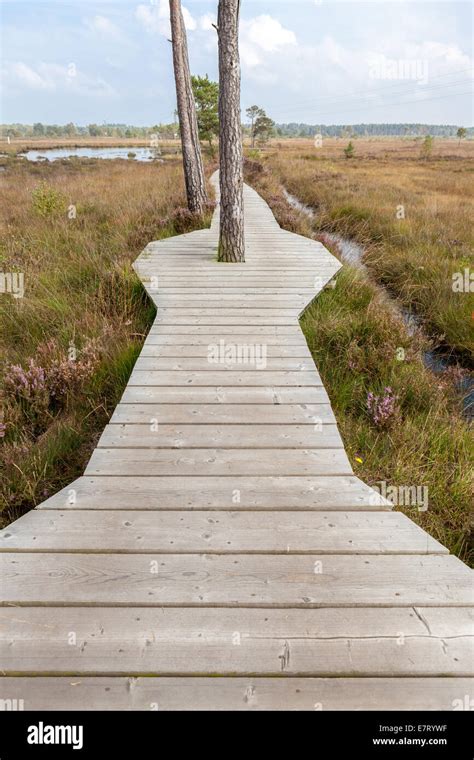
[242,15,296,55]
[239,14,297,78]
[86,15,122,39]
[135,1,196,38]
[2,62,115,97]
[236,9,473,122]
[9,62,50,90]
[199,13,216,32]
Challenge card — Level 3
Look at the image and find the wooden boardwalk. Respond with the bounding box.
[0,179,472,710]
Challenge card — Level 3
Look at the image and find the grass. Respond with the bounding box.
[244,153,473,565]
[0,156,213,527]
[258,137,474,359]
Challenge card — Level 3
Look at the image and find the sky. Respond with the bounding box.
[1,0,473,126]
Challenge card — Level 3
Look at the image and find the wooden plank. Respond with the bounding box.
[145,270,334,276]
[1,607,470,675]
[143,334,310,346]
[85,448,352,476]
[149,288,320,294]
[152,317,299,325]
[133,358,316,371]
[97,424,344,450]
[110,403,335,424]
[148,280,332,288]
[120,386,331,404]
[127,371,322,387]
[141,343,313,357]
[148,325,303,334]
[1,676,471,710]
[151,263,331,268]
[1,553,471,606]
[38,475,389,511]
[154,298,314,313]
[154,309,302,317]
[146,273,333,278]
[0,511,443,554]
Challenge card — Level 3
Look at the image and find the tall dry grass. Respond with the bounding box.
[0,156,212,526]
[258,139,474,358]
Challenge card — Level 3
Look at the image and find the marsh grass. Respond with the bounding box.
[245,155,473,564]
[0,157,213,526]
[257,139,474,359]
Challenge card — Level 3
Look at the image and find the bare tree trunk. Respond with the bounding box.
[217,0,245,262]
[169,0,207,214]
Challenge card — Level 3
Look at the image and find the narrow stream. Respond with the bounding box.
[283,188,473,420]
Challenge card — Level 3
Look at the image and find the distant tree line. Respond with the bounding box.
[0,123,179,139]
[2,120,471,141]
[273,123,473,138]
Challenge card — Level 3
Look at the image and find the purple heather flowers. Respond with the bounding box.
[367,386,399,429]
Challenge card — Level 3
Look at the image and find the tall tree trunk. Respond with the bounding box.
[169,0,207,214]
[217,0,245,262]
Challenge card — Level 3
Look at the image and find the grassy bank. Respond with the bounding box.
[258,139,474,359]
[245,157,472,564]
[0,157,213,527]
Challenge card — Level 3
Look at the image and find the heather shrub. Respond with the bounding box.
[3,337,101,434]
[367,387,399,429]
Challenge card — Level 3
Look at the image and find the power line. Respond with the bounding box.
[268,67,474,115]
[271,88,473,121]
[271,80,472,117]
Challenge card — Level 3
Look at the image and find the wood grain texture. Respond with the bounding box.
[1,553,471,607]
[0,510,446,554]
[37,475,390,511]
[1,607,471,675]
[1,677,472,710]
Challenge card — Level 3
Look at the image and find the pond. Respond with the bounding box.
[20,147,164,162]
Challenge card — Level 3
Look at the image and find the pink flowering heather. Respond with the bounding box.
[4,359,48,406]
[4,337,101,420]
[48,338,100,402]
[0,422,6,439]
[367,387,399,429]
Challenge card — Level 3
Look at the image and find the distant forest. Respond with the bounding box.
[1,121,472,139]
[274,123,474,137]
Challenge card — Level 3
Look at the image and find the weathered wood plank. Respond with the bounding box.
[2,676,470,711]
[38,475,389,511]
[141,343,313,357]
[153,317,300,325]
[150,288,320,294]
[155,309,302,317]
[97,424,344,450]
[1,607,470,675]
[1,553,471,606]
[0,510,443,554]
[154,298,313,313]
[144,334,311,346]
[85,448,352,476]
[110,403,335,424]
[120,386,331,404]
[148,325,303,334]
[134,358,316,371]
[127,371,323,387]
